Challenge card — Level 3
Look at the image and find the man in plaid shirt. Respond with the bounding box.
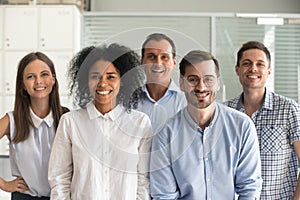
[224,41,300,200]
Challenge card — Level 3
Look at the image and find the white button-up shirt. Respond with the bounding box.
[8,109,55,197]
[48,103,152,200]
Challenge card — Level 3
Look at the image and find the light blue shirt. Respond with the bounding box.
[150,103,262,200]
[8,109,54,197]
[136,80,187,134]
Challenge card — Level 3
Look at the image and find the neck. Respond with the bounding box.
[187,102,216,131]
[30,98,50,119]
[94,101,117,115]
[146,80,170,101]
[242,87,265,116]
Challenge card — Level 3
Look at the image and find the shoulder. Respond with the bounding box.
[268,91,299,113]
[60,108,87,121]
[272,91,298,105]
[162,109,185,131]
[223,95,241,108]
[0,113,11,137]
[125,109,152,125]
[218,103,252,124]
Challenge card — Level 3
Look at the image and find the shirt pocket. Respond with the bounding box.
[261,126,288,153]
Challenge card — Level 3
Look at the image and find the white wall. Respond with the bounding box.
[91,0,300,13]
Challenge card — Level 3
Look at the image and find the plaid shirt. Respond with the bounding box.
[224,89,300,200]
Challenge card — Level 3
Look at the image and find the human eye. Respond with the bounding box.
[25,74,34,80]
[146,54,155,60]
[161,54,170,61]
[41,72,50,77]
[257,62,265,68]
[241,61,251,67]
[107,74,117,80]
[204,75,216,85]
[187,75,199,85]
[89,73,100,80]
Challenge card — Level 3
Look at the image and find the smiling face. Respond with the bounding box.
[88,60,121,114]
[23,59,55,102]
[235,48,271,91]
[180,60,220,109]
[142,39,176,86]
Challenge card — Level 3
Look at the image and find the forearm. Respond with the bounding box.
[293,175,300,200]
[0,177,6,190]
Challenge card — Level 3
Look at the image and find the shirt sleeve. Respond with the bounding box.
[236,121,262,200]
[137,116,152,200]
[48,114,73,200]
[150,125,180,200]
[288,101,300,144]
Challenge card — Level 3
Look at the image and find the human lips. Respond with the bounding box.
[96,90,112,95]
[34,87,46,91]
[247,74,261,79]
[151,65,166,73]
[193,90,210,98]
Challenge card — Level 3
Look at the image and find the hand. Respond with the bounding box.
[1,176,28,193]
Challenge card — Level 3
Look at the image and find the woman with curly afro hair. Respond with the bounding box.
[48,43,152,200]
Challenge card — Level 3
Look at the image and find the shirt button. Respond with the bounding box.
[204,158,209,161]
[207,178,210,182]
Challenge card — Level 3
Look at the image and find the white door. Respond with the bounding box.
[4,7,38,50]
[39,6,74,50]
[3,51,29,95]
[0,52,3,95]
[0,7,3,50]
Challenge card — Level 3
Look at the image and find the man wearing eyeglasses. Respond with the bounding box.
[150,50,262,199]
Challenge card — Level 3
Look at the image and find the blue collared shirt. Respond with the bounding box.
[150,103,262,200]
[135,80,187,134]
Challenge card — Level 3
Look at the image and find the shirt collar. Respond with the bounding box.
[183,103,219,131]
[238,88,273,111]
[86,102,124,121]
[142,79,180,96]
[263,88,273,110]
[30,107,54,128]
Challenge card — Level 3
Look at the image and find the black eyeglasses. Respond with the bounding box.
[185,75,217,87]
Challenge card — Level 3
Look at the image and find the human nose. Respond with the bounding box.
[153,57,163,65]
[248,63,258,72]
[35,76,42,84]
[97,77,107,87]
[196,78,207,89]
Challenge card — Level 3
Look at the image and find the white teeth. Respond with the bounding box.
[152,69,165,73]
[248,75,259,79]
[194,92,208,97]
[97,90,110,95]
[35,87,45,91]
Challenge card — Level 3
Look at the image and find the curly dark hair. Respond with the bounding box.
[68,43,145,111]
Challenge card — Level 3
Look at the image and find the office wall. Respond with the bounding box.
[91,0,300,13]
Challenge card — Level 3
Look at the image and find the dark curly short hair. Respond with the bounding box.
[68,43,145,111]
